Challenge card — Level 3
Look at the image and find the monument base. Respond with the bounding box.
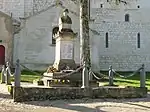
[42,71,98,87]
[43,71,82,80]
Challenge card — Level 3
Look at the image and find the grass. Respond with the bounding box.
[0,70,42,83]
[98,71,150,91]
[18,70,43,82]
[0,70,150,91]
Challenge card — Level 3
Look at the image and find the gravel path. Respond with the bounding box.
[0,84,150,112]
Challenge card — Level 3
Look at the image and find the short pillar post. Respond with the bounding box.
[1,65,6,83]
[140,64,146,88]
[5,62,11,85]
[89,68,93,81]
[109,65,114,86]
[81,62,89,88]
[14,59,21,87]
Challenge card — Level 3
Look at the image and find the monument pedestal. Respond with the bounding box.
[53,31,77,71]
[41,9,98,87]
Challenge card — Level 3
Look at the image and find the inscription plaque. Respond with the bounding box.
[61,42,73,59]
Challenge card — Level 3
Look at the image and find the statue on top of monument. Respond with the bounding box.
[60,9,72,24]
[59,8,73,32]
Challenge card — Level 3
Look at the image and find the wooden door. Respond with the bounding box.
[0,45,5,65]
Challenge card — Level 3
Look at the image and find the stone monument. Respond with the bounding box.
[42,9,80,86]
[53,8,77,71]
[41,9,98,87]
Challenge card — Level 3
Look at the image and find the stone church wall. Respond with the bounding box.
[0,0,25,19]
[13,0,80,70]
[11,0,150,71]
[0,12,13,65]
[90,1,150,71]
[90,21,150,71]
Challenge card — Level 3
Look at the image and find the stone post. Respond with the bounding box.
[14,59,21,87]
[140,64,146,88]
[5,62,11,85]
[81,62,89,88]
[1,65,6,83]
[109,65,114,86]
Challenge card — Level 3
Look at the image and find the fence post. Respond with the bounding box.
[140,64,146,88]
[81,61,89,88]
[1,65,5,83]
[109,65,114,86]
[14,59,21,87]
[5,62,11,85]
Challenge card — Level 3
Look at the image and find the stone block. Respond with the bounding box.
[33,79,44,86]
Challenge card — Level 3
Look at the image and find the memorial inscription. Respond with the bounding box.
[61,42,73,59]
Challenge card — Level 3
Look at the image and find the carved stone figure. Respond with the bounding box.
[60,9,72,24]
[59,9,73,32]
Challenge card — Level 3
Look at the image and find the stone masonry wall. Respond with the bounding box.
[89,5,150,71]
[12,0,150,71]
[0,0,24,19]
[11,86,147,102]
[0,12,13,64]
[13,0,80,70]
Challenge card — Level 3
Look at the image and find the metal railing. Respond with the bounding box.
[1,59,84,87]
[0,59,146,88]
[108,64,146,88]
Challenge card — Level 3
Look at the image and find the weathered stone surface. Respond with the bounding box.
[93,87,147,98]
[1,0,150,71]
[10,86,147,102]
[12,87,92,102]
[0,11,13,65]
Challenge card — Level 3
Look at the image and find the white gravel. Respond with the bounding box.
[0,84,150,112]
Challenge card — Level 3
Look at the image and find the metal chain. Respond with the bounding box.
[19,63,105,79]
[89,69,108,80]
[98,72,108,77]
[20,64,43,76]
[20,63,83,79]
[112,67,142,78]
[7,66,13,76]
[16,62,144,79]
[3,64,13,76]
[47,66,83,78]
[90,71,106,80]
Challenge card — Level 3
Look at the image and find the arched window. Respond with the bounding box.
[105,32,108,48]
[52,27,59,44]
[125,14,129,22]
[100,4,103,8]
[137,33,140,48]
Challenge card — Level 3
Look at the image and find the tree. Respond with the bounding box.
[79,0,129,88]
[80,0,91,88]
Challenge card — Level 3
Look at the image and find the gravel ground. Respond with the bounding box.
[0,84,150,112]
